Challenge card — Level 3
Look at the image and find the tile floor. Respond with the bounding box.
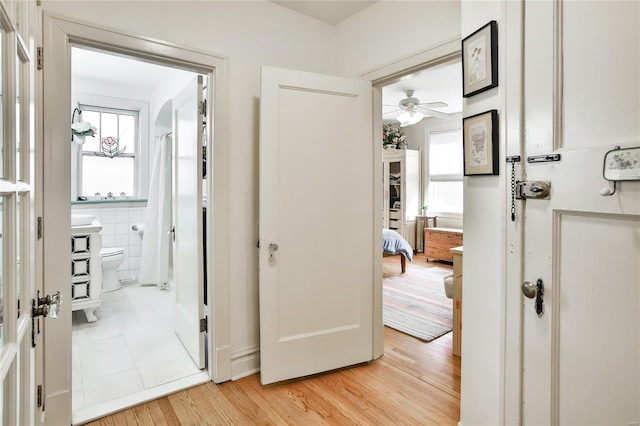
[72,284,202,412]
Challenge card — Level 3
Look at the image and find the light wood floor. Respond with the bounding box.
[88,254,460,425]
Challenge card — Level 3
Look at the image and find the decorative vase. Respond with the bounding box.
[397,140,407,149]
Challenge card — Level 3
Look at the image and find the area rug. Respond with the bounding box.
[383,266,453,342]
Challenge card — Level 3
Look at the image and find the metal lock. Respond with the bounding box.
[516,180,551,200]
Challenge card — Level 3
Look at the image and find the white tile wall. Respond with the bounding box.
[72,201,147,282]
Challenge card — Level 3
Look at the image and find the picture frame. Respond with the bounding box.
[463,110,499,176]
[603,146,640,181]
[462,20,498,98]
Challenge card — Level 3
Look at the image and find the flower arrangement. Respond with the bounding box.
[382,124,406,147]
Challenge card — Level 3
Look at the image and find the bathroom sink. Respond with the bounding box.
[71,214,95,226]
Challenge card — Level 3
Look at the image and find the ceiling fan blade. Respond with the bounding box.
[419,102,448,108]
[416,107,451,119]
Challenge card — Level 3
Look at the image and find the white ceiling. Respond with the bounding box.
[382,60,462,123]
[270,1,377,25]
[72,47,192,91]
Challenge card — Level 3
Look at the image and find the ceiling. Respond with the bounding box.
[270,1,377,25]
[72,47,192,91]
[382,60,462,124]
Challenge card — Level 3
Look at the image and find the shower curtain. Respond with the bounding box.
[139,133,172,288]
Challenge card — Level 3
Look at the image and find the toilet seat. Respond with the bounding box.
[101,247,124,257]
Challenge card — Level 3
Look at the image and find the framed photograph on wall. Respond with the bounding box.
[462,20,498,98]
[463,110,499,176]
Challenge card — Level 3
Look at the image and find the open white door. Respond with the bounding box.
[510,2,640,423]
[259,66,373,384]
[172,76,205,369]
[1,1,40,423]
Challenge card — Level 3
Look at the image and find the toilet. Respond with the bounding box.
[101,247,125,292]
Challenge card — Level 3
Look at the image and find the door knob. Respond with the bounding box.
[32,290,63,319]
[268,243,278,261]
[521,281,538,298]
[522,279,545,317]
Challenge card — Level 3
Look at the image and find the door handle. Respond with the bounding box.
[522,279,544,317]
[268,243,278,261]
[32,290,63,319]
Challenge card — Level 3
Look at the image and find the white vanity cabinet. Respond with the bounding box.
[71,221,102,322]
[383,149,420,248]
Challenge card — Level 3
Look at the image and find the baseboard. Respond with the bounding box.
[230,345,260,380]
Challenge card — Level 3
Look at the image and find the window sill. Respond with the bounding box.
[72,198,147,205]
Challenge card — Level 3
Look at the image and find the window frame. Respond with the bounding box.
[76,103,140,198]
[426,128,464,216]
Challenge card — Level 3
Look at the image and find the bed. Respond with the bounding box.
[383,229,413,273]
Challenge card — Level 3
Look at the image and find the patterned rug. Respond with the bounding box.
[383,266,453,342]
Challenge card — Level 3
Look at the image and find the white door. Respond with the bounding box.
[172,76,205,369]
[2,1,40,423]
[515,2,640,423]
[259,66,373,385]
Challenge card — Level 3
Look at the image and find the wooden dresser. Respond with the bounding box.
[450,246,463,357]
[423,227,463,262]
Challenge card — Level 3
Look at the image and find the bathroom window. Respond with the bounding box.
[78,105,139,198]
[427,129,463,214]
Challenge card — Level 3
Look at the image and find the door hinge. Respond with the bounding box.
[199,99,207,116]
[37,47,43,70]
[37,216,43,239]
[200,317,207,333]
[36,384,43,407]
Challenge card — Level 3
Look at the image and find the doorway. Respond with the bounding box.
[362,45,463,422]
[41,13,231,425]
[69,47,208,422]
[379,57,463,340]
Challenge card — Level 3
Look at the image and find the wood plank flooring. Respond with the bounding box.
[87,254,460,425]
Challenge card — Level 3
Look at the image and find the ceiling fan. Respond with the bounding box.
[384,90,450,127]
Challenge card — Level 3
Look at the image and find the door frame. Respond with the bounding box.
[40,10,231,419]
[502,1,525,424]
[360,37,462,359]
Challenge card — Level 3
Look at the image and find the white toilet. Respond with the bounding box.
[101,247,125,292]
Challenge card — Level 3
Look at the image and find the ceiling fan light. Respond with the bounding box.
[397,110,424,127]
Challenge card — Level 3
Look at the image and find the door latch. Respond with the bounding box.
[32,290,62,319]
[522,278,544,317]
[268,243,279,261]
[516,181,551,200]
[32,290,63,347]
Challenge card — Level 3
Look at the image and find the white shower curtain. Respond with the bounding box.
[139,133,172,288]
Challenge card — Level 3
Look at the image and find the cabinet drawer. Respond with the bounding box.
[389,210,402,220]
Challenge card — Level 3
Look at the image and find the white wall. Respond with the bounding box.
[459,1,505,425]
[334,1,462,77]
[42,0,339,377]
[46,6,502,413]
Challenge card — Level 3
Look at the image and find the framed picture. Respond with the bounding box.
[462,20,498,98]
[603,146,640,181]
[463,110,499,176]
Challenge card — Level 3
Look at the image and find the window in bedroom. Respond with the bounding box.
[78,105,138,197]
[427,129,463,214]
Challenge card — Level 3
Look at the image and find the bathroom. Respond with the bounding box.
[69,47,210,422]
